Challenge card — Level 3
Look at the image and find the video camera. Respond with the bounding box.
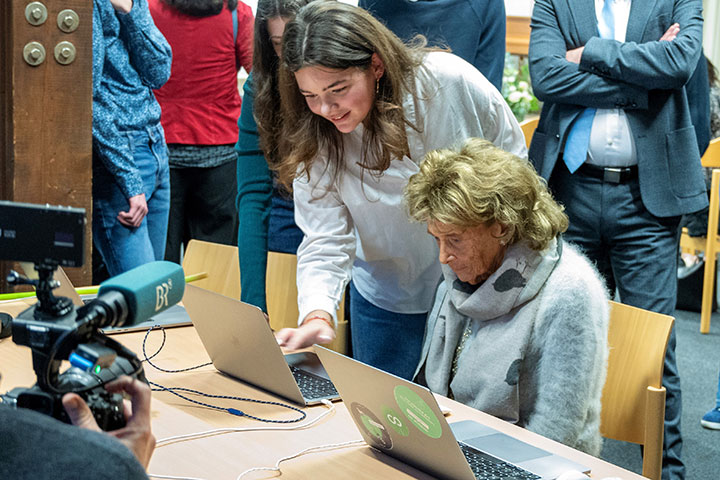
[0,201,185,430]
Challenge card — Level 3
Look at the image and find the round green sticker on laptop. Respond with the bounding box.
[382,405,409,436]
[394,385,442,439]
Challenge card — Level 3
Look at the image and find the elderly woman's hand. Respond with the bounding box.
[275,311,336,350]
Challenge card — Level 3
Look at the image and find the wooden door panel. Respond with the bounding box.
[2,0,93,289]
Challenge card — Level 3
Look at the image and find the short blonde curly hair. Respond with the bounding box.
[405,138,568,251]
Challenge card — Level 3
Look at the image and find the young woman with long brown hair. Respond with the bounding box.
[274,2,526,379]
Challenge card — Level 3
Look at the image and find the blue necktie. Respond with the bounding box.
[563,0,617,173]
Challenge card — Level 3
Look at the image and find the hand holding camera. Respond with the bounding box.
[63,376,156,468]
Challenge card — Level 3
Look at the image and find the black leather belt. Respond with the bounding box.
[577,164,638,183]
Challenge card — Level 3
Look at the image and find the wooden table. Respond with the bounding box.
[0,299,645,479]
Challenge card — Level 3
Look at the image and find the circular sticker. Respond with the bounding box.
[382,405,409,436]
[394,385,442,439]
[349,402,393,450]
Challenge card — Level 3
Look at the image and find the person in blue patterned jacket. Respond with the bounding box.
[92,0,172,276]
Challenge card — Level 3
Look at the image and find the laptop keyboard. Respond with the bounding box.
[459,442,541,480]
[289,365,339,400]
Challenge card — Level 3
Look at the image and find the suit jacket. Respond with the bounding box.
[686,51,711,157]
[528,0,707,218]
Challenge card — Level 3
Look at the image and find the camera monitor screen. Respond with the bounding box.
[0,200,85,267]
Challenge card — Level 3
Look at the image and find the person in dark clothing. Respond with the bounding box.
[0,376,155,480]
[359,0,506,91]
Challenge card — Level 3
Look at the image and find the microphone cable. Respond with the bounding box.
[141,326,307,423]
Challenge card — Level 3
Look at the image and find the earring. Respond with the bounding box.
[375,78,380,95]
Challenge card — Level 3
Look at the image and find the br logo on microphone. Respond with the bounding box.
[155,279,173,311]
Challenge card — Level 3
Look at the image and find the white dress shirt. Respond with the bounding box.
[587,0,637,167]
[293,51,527,323]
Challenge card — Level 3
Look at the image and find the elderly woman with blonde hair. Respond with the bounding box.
[405,138,609,455]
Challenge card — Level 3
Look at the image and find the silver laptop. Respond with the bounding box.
[183,284,339,406]
[101,302,193,334]
[314,345,590,480]
[48,265,85,307]
[18,263,85,307]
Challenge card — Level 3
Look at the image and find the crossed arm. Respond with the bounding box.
[565,23,680,64]
[529,0,703,108]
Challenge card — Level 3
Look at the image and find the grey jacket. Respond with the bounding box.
[414,240,609,455]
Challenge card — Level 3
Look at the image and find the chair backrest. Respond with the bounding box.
[266,251,348,354]
[701,137,720,169]
[678,137,720,333]
[519,116,539,149]
[680,139,720,251]
[266,251,300,332]
[181,239,241,299]
[701,138,720,249]
[600,301,674,480]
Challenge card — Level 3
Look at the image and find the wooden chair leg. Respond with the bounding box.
[642,386,666,480]
[700,253,715,334]
[702,170,720,334]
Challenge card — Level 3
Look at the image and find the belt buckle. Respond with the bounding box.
[603,167,622,183]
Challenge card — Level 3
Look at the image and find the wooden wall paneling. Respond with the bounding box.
[2,1,17,291]
[1,2,12,202]
[506,16,531,57]
[1,0,93,290]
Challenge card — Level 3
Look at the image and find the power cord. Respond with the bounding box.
[154,399,334,447]
[235,438,365,479]
[148,382,306,423]
[141,326,306,423]
[142,326,212,373]
[147,400,365,480]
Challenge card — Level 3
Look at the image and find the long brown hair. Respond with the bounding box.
[276,1,427,189]
[253,0,315,169]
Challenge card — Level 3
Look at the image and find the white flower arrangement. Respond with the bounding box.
[502,54,540,122]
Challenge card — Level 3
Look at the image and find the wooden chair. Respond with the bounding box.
[519,116,539,149]
[181,239,241,299]
[266,251,348,354]
[600,301,674,480]
[679,137,720,333]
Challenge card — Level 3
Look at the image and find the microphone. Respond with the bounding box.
[77,261,185,328]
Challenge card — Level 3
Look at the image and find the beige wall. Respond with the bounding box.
[505,0,534,17]
[704,0,720,66]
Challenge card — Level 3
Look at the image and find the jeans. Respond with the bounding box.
[268,189,303,254]
[93,125,171,277]
[349,282,427,380]
[551,162,685,480]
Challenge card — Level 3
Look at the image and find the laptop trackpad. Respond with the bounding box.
[463,433,548,463]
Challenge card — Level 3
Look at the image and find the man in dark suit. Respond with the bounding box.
[528,1,706,478]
